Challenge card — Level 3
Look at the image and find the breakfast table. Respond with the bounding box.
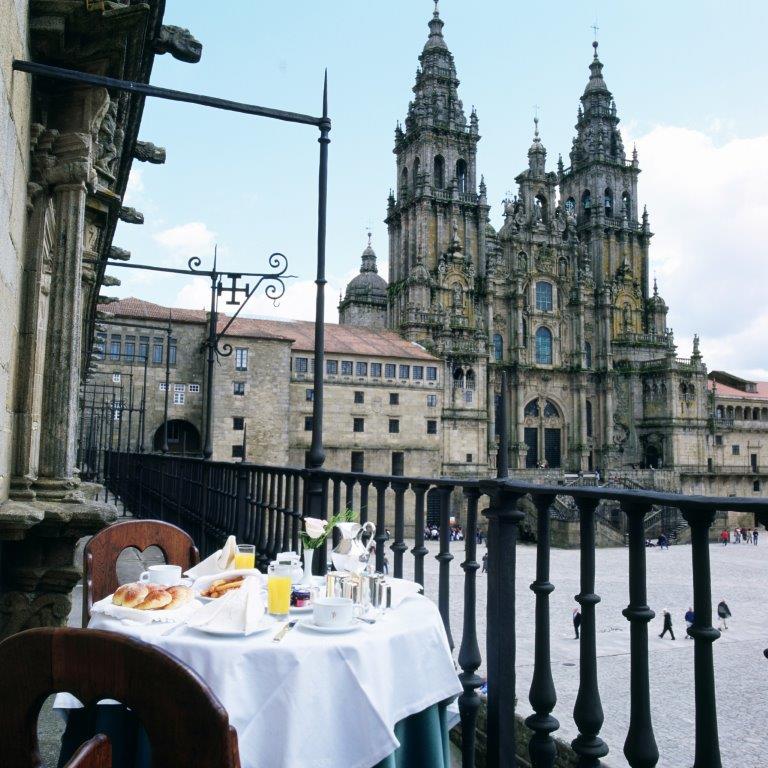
[55,588,461,768]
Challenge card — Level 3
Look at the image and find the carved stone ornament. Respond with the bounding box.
[153,25,203,63]
[134,141,166,164]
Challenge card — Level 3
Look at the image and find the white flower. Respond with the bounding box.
[304,517,328,539]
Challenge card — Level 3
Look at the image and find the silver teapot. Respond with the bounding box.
[331,521,376,574]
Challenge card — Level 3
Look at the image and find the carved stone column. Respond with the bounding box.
[35,133,93,496]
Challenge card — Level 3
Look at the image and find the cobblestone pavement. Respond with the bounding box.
[404,537,768,768]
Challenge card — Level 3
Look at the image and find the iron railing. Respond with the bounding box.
[102,451,767,768]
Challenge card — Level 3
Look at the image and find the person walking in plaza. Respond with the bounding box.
[720,529,729,546]
[733,528,740,544]
[658,532,669,550]
[659,609,675,640]
[717,599,732,630]
[753,528,759,545]
[742,527,749,543]
[573,608,582,639]
[481,551,488,573]
[684,607,695,639]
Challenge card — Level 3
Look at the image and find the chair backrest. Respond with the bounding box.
[63,735,111,768]
[0,628,241,768]
[83,519,200,626]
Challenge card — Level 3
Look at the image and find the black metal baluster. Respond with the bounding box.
[526,493,560,768]
[281,474,293,553]
[680,505,722,768]
[572,497,608,767]
[481,481,523,768]
[411,482,428,587]
[359,479,370,525]
[291,472,301,552]
[373,480,388,573]
[391,481,408,578]
[256,471,270,570]
[266,472,277,560]
[273,472,285,555]
[458,487,482,768]
[437,483,455,650]
[344,478,354,515]
[621,501,659,768]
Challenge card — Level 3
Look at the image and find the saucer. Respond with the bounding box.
[290,604,313,614]
[189,615,277,637]
[299,619,359,635]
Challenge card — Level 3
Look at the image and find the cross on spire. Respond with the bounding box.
[591,20,600,41]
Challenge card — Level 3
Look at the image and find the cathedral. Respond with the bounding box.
[339,2,710,477]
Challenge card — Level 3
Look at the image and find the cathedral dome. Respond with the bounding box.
[343,237,387,301]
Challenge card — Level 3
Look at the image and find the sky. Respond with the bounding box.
[114,0,768,378]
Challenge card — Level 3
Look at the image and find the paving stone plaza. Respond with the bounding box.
[410,538,767,768]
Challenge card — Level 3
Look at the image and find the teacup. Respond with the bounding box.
[139,564,181,586]
[313,596,357,628]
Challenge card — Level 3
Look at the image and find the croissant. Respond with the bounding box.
[135,589,173,610]
[112,583,149,608]
[163,585,192,610]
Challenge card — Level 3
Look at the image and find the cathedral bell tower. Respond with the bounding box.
[559,41,652,344]
[385,1,489,357]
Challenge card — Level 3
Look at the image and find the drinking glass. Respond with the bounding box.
[268,561,292,618]
[234,544,256,570]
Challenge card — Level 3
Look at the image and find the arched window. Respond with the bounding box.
[521,318,528,348]
[604,188,613,216]
[465,369,476,390]
[535,327,553,364]
[735,406,743,420]
[401,166,408,192]
[413,157,421,189]
[453,367,464,388]
[716,405,724,419]
[535,193,548,222]
[543,400,559,418]
[586,400,593,437]
[524,399,540,418]
[585,341,592,369]
[493,333,503,362]
[535,281,553,312]
[581,189,592,214]
[565,197,576,214]
[456,159,467,193]
[622,191,631,218]
[744,407,752,420]
[434,155,445,190]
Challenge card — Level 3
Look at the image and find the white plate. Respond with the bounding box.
[192,570,263,600]
[299,619,360,635]
[290,604,313,614]
[189,616,277,637]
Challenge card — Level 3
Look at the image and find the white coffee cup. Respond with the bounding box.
[313,596,359,628]
[139,564,181,586]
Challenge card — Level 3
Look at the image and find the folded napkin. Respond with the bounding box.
[388,577,423,609]
[185,535,238,578]
[187,576,266,634]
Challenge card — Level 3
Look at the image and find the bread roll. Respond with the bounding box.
[163,585,192,610]
[112,583,149,608]
[135,589,172,610]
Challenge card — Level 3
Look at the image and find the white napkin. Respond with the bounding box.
[187,576,265,634]
[388,577,423,609]
[185,535,238,578]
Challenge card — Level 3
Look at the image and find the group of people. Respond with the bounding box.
[720,528,759,545]
[422,524,469,541]
[572,600,733,640]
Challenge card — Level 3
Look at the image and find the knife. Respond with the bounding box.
[272,620,297,642]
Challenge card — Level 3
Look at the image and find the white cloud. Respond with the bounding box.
[630,125,768,379]
[125,168,144,200]
[153,222,217,265]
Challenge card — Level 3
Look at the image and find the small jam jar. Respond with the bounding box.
[291,587,312,608]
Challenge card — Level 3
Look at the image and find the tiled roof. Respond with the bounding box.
[98,298,438,360]
[707,379,768,400]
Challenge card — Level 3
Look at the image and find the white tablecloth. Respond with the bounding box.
[55,594,461,768]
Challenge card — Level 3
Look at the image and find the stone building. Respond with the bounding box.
[0,1,200,636]
[340,3,718,489]
[93,298,444,478]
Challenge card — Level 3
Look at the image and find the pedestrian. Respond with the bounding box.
[684,607,695,639]
[742,527,749,542]
[720,529,729,546]
[753,528,759,546]
[659,609,675,640]
[382,554,389,575]
[384,528,391,541]
[658,532,668,550]
[481,551,488,573]
[717,599,731,630]
[573,608,582,639]
[733,528,740,544]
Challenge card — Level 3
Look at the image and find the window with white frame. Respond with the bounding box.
[173,384,185,405]
[426,366,438,381]
[112,372,121,383]
[159,383,167,391]
[427,394,437,407]
[235,348,248,371]
[188,383,200,393]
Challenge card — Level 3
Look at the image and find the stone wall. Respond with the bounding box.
[0,0,30,504]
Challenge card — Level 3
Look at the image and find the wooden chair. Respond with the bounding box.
[0,627,241,768]
[83,519,200,626]
[64,735,111,768]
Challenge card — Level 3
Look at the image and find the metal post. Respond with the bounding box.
[307,72,330,519]
[203,268,218,459]
[162,319,171,453]
[140,345,149,452]
[498,369,509,477]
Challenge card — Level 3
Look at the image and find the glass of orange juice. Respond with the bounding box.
[234,544,256,570]
[268,560,292,618]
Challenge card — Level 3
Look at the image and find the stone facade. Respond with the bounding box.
[0,1,200,637]
[338,4,753,500]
